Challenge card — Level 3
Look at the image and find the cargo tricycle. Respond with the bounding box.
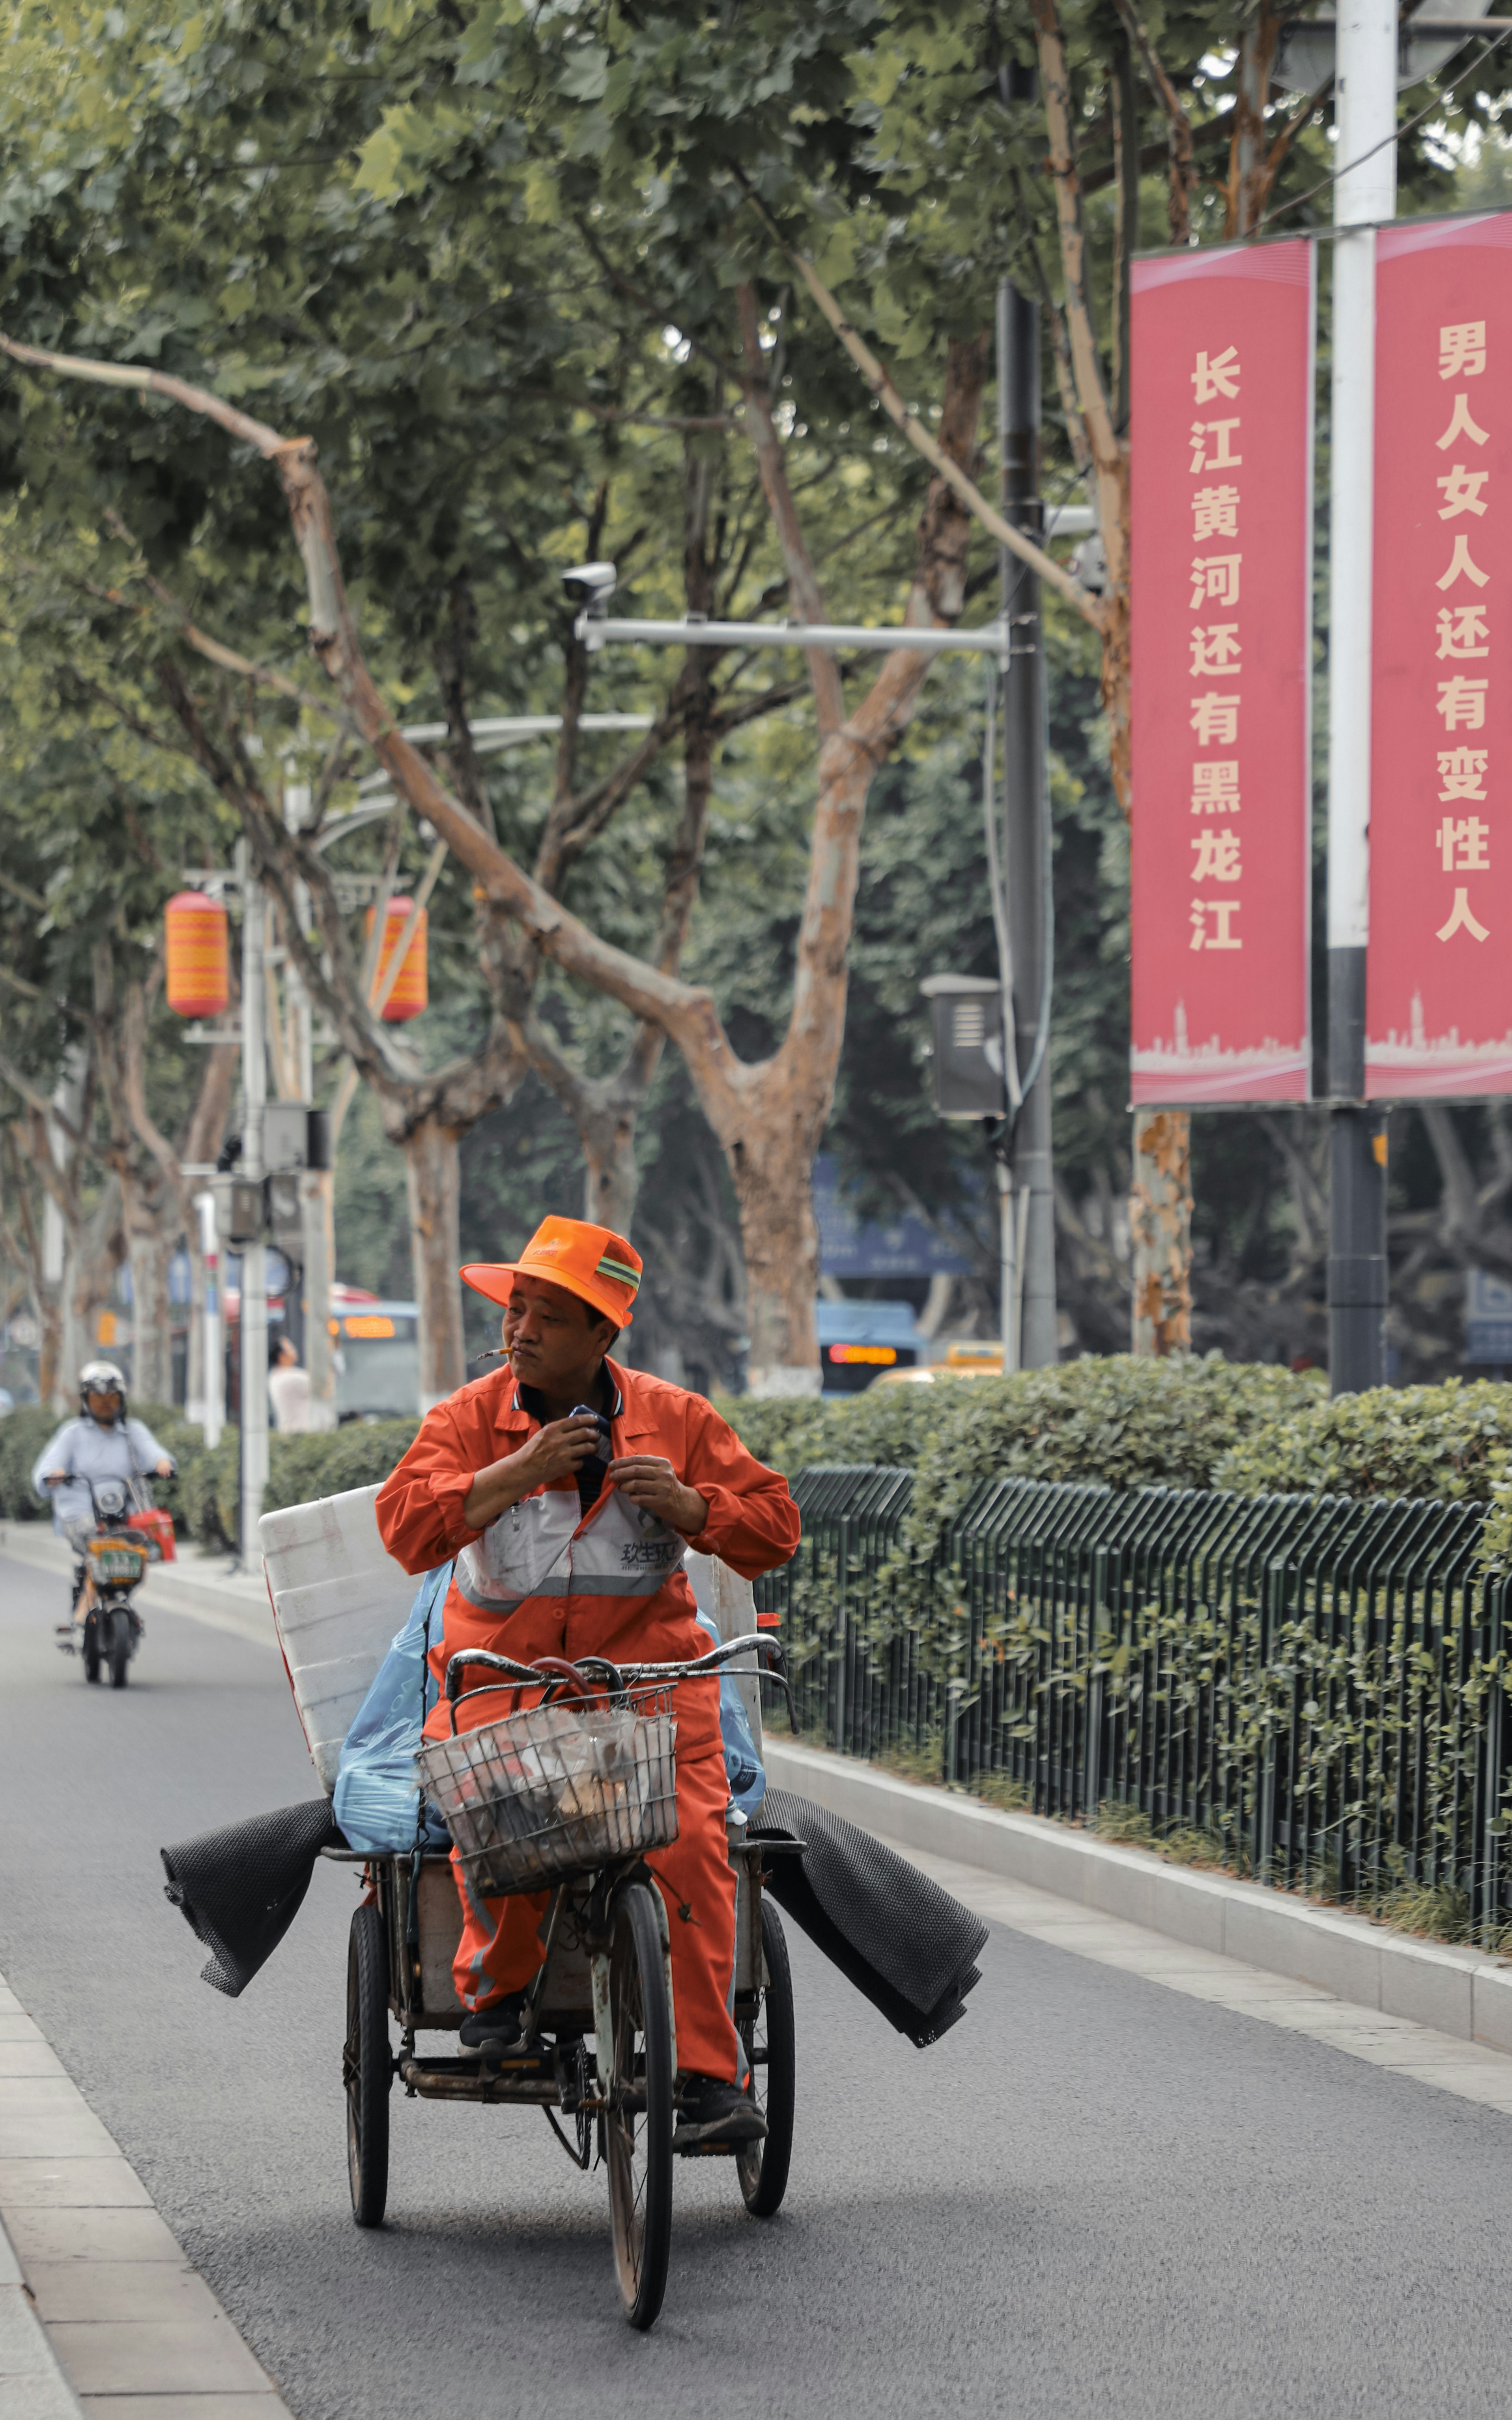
[326,1632,798,2332]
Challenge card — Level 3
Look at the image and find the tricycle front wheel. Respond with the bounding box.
[345,1903,391,2227]
[605,1881,673,2330]
[737,1897,795,2218]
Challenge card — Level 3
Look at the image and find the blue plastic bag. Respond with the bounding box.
[693,1610,767,1817]
[333,1563,454,1853]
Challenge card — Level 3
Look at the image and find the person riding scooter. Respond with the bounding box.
[375,1217,800,2149]
[32,1362,176,1610]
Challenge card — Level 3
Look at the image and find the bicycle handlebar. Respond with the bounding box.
[441,1632,798,1732]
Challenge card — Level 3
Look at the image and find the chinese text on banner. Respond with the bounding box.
[1367,213,1512,1097]
[1129,239,1315,1104]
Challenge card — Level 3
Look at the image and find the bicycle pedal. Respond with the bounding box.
[672,2128,739,2157]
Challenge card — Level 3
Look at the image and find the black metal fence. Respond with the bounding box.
[754,1465,1512,1939]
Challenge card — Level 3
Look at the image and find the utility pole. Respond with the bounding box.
[1326,0,1396,1394]
[282,772,337,1431]
[1000,280,1058,1368]
[238,843,269,1568]
[194,1190,223,1450]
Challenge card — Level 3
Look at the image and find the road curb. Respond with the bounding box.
[763,1737,1512,2055]
[0,1967,294,2416]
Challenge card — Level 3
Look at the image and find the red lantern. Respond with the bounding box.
[164,891,230,1020]
[365,897,428,1022]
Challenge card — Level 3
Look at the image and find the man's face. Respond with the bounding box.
[86,1389,121,1424]
[502,1276,615,1391]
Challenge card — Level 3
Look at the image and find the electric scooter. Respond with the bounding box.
[55,1478,156,1688]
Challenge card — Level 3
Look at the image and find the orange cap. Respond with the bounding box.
[461,1216,643,1329]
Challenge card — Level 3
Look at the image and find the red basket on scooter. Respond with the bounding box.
[128,1507,176,1563]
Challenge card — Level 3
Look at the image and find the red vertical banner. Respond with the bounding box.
[1129,240,1315,1102]
[1366,213,1512,1095]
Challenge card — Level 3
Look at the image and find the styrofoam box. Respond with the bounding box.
[259,1484,417,1793]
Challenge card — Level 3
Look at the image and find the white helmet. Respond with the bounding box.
[79,1361,127,1419]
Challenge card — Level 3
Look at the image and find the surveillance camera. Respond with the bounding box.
[1070,532,1108,597]
[561,561,618,610]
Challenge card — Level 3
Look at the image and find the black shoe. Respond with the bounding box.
[675,2073,767,2147]
[458,1994,528,2057]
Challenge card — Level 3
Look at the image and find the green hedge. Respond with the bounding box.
[1208,1376,1512,1578]
[1212,1376,1512,1502]
[719,1363,1512,1585]
[261,1420,422,1516]
[718,1355,1325,1538]
[12,1361,1512,1566]
[175,1417,423,1552]
[0,1402,421,1555]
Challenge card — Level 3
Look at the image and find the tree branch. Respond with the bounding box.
[525,391,740,432]
[710,676,807,736]
[537,708,684,891]
[1031,0,1133,809]
[0,1047,60,1126]
[0,335,287,450]
[1110,0,1198,243]
[90,515,358,731]
[120,979,198,1233]
[736,282,845,737]
[1,331,742,1088]
[733,182,1102,631]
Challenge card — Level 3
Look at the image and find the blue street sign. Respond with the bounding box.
[814,1155,974,1279]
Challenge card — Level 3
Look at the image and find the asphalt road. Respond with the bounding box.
[7,1543,1512,2420]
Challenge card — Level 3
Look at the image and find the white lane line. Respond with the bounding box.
[0,1969,296,2415]
[882,1834,1512,2115]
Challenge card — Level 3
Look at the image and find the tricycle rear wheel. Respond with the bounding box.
[605,1881,673,2330]
[737,1897,795,2218]
[345,1903,391,2227]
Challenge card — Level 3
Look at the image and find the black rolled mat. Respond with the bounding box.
[160,1785,987,2042]
[751,1787,987,2048]
[162,1799,344,1997]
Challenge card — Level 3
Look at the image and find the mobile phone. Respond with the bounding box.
[570,1404,613,1506]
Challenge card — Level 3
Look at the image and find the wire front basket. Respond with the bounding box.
[417,1684,679,1896]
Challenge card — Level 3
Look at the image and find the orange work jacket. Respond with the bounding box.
[374,1357,799,1755]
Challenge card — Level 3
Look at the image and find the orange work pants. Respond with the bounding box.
[450,1738,743,2083]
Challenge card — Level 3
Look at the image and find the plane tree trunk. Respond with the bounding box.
[397,1110,466,1409]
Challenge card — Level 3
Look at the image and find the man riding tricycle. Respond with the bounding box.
[365,1216,802,2326]
[163,1214,985,2336]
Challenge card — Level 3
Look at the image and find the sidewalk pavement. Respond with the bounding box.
[0,1967,294,2419]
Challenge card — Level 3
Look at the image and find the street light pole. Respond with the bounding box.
[238,844,269,1568]
[195,1190,223,1450]
[1001,281,1058,1369]
[1326,0,1397,1393]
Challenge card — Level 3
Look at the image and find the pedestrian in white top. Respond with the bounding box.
[268,1336,312,1433]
